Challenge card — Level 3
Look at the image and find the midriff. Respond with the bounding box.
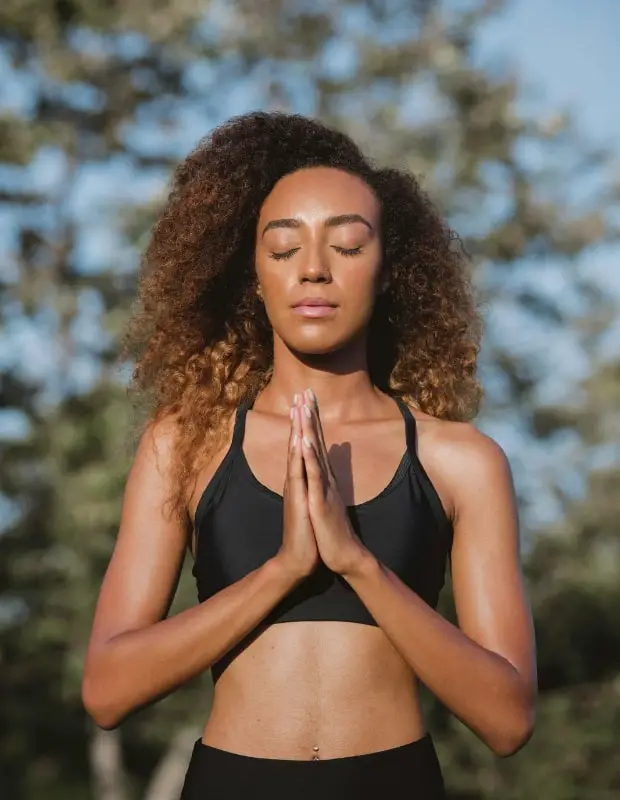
[201,620,424,760]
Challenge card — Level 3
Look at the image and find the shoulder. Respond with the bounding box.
[134,413,182,477]
[414,407,508,471]
[411,408,514,519]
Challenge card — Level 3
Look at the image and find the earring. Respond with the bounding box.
[256,284,263,300]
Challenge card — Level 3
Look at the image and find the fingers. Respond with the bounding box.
[300,404,330,498]
[287,397,304,484]
[301,390,331,479]
[306,390,329,461]
[299,397,319,457]
[300,423,324,490]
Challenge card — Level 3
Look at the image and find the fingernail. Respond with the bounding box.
[306,388,315,402]
[304,404,311,418]
[292,433,298,447]
[293,393,299,404]
[290,407,294,420]
[303,435,312,449]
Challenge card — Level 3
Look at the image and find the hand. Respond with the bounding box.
[275,395,320,581]
[299,389,370,577]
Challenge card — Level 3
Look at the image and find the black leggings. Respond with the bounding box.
[180,734,445,799]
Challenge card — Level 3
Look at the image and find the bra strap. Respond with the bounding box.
[395,397,454,552]
[394,397,417,454]
[231,400,251,449]
[192,400,251,530]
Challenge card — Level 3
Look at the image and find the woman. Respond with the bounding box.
[82,111,536,799]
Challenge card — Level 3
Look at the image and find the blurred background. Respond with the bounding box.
[1,0,619,797]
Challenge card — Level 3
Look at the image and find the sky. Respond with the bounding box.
[483,0,619,144]
[1,0,619,531]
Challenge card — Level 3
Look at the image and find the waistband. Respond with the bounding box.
[181,734,445,799]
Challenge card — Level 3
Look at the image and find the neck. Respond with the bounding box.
[259,335,379,421]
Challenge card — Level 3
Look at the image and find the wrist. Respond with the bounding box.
[339,546,380,582]
[266,554,308,590]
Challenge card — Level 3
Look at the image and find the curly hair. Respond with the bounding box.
[123,111,483,522]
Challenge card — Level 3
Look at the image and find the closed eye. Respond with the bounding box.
[332,245,362,256]
[269,245,363,260]
[269,248,300,261]
[333,246,363,256]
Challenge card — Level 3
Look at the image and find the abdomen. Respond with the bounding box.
[201,621,425,759]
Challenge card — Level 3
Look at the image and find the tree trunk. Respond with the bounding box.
[89,727,129,800]
[142,726,200,800]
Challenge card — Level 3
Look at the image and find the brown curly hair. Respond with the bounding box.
[123,111,483,522]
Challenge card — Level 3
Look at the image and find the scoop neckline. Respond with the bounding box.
[237,437,411,512]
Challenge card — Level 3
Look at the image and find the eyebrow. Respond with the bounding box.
[261,213,373,237]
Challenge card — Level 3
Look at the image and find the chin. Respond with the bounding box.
[294,343,341,358]
[285,328,366,359]
[272,312,372,358]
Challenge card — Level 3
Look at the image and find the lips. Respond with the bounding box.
[292,297,337,318]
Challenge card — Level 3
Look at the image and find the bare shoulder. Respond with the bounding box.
[409,407,513,520]
[133,412,181,477]
[126,412,193,521]
[413,407,507,467]
[120,410,192,550]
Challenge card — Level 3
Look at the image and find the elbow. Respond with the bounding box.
[487,705,536,758]
[81,671,125,731]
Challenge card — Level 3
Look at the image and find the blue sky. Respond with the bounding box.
[483,0,619,143]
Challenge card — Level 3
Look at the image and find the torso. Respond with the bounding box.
[188,398,456,760]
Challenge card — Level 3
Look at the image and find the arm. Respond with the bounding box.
[82,417,302,730]
[341,428,537,756]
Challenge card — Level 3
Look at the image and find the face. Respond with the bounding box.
[255,167,383,356]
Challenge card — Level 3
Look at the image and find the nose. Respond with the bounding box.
[298,245,332,284]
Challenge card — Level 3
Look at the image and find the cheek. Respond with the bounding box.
[255,254,288,293]
[255,264,290,326]
[343,258,382,304]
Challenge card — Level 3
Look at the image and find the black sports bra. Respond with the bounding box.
[192,398,453,682]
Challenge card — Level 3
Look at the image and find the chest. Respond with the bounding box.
[242,411,408,507]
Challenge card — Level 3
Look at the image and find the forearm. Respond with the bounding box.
[344,555,535,755]
[83,557,300,728]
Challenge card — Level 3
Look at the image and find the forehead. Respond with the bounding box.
[258,167,379,224]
